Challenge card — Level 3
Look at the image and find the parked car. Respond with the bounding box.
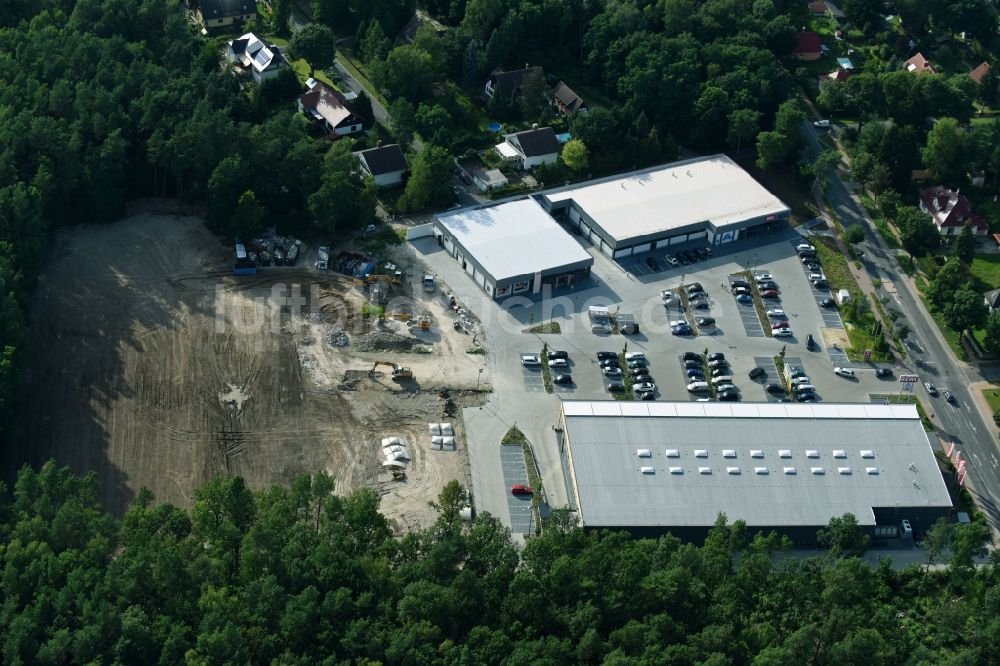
[820,298,836,307]
[697,317,716,327]
[770,321,790,329]
[733,286,751,296]
[458,171,473,185]
[718,390,739,401]
[607,382,625,393]
[645,257,659,270]
[687,289,706,300]
[773,328,793,337]
[636,390,655,401]
[715,383,736,393]
[791,376,811,386]
[758,281,778,291]
[511,484,533,496]
[944,390,956,404]
[632,368,651,379]
[787,366,804,378]
[795,392,816,402]
[596,351,617,361]
[730,279,750,289]
[553,374,572,384]
[736,294,752,304]
[708,359,728,369]
[924,382,938,396]
[686,282,704,294]
[766,308,786,318]
[624,352,646,360]
[671,325,693,336]
[703,247,713,256]
[683,351,701,361]
[603,367,623,377]
[808,273,825,282]
[547,350,569,360]
[665,255,680,267]
[813,279,829,289]
[684,359,702,369]
[682,250,699,262]
[686,381,709,392]
[548,358,568,368]
[633,381,657,392]
[813,119,830,128]
[806,333,817,351]
[627,358,649,368]
[599,358,620,368]
[875,367,893,378]
[805,261,822,271]
[707,353,725,361]
[834,367,855,378]
[761,289,779,299]
[749,367,766,379]
[677,253,690,265]
[796,243,816,252]
[694,248,709,259]
[711,367,729,378]
[660,289,677,303]
[765,383,785,394]
[521,355,541,367]
[690,299,710,310]
[755,272,773,282]
[687,368,705,378]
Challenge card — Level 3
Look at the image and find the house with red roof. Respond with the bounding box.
[793,31,822,61]
[903,53,937,74]
[970,61,991,84]
[919,186,989,236]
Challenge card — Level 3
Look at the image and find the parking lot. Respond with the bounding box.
[500,446,533,534]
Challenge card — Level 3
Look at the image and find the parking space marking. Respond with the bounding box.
[827,348,850,366]
[500,448,533,534]
[789,240,844,330]
[728,272,765,338]
[753,356,784,402]
[521,368,544,392]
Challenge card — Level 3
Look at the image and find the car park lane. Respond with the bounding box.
[500,447,534,534]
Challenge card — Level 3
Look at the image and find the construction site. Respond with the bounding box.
[13,214,485,532]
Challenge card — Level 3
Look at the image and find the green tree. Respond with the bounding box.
[942,287,988,341]
[561,139,589,174]
[844,225,865,244]
[415,103,453,147]
[756,131,788,170]
[928,256,968,308]
[401,145,454,211]
[727,108,761,151]
[896,205,939,258]
[232,190,265,241]
[984,310,1000,351]
[922,118,965,185]
[374,45,438,102]
[519,67,548,119]
[952,221,976,264]
[272,0,291,35]
[389,97,417,146]
[360,19,391,63]
[840,0,883,30]
[817,513,870,558]
[290,23,336,78]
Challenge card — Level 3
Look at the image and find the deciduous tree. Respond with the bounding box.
[291,23,336,78]
[561,139,589,174]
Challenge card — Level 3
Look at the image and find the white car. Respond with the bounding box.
[686,381,709,392]
[669,320,688,328]
[766,309,786,318]
[834,367,855,378]
[715,383,736,393]
[603,367,623,377]
[548,358,568,368]
[660,290,677,303]
[813,119,830,128]
[773,328,793,337]
[624,351,646,360]
[808,273,825,281]
[792,376,811,386]
[796,243,816,252]
[755,272,773,282]
[633,381,657,392]
[521,355,541,367]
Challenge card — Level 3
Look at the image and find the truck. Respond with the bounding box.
[315,246,329,270]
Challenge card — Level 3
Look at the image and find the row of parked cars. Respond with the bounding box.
[521,350,574,385]
[797,244,829,290]
[683,352,738,401]
[599,351,656,399]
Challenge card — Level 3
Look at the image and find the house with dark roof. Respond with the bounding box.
[226,33,289,84]
[355,144,408,187]
[297,80,365,138]
[196,0,255,33]
[793,32,822,61]
[984,289,1000,313]
[970,61,991,84]
[495,126,561,170]
[808,1,829,15]
[551,81,586,115]
[919,186,989,236]
[903,52,937,74]
[484,66,544,99]
[400,10,447,43]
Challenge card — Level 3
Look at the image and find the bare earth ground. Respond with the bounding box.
[13,214,480,531]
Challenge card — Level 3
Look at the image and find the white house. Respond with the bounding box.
[297,80,365,138]
[495,126,560,170]
[226,33,289,84]
[356,144,407,187]
[196,0,254,33]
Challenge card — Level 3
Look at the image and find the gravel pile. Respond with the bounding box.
[355,331,417,352]
[326,329,350,347]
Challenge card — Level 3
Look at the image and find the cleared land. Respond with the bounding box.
[14,214,481,531]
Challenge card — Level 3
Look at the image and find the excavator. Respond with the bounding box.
[371,361,414,381]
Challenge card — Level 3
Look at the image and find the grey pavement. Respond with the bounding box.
[803,120,1000,533]
[499,446,533,534]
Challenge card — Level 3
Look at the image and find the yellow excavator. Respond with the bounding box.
[371,361,414,380]
[354,274,392,287]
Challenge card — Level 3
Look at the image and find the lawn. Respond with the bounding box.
[982,386,1000,414]
[918,293,969,361]
[336,51,388,107]
[970,253,1000,292]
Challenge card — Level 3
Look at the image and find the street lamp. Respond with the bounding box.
[477,368,483,391]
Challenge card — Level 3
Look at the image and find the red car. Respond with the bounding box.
[771,321,790,329]
[511,484,534,496]
[761,289,779,299]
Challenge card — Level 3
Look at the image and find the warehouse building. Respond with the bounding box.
[433,198,593,299]
[539,154,790,259]
[556,401,951,544]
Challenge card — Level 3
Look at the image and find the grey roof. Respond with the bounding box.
[489,66,543,96]
[357,144,407,176]
[552,81,584,112]
[509,127,561,158]
[985,289,1000,308]
[200,0,254,19]
[562,401,951,529]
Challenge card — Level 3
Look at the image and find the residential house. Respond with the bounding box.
[355,143,407,187]
[400,10,447,42]
[984,289,1000,313]
[474,169,508,192]
[226,33,289,84]
[551,81,586,115]
[970,61,991,84]
[297,80,365,138]
[828,68,852,82]
[903,52,937,74]
[495,126,561,170]
[484,66,544,100]
[792,32,822,61]
[196,0,254,33]
[919,186,989,236]
[808,1,829,15]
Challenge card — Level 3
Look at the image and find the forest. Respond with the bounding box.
[0,462,997,664]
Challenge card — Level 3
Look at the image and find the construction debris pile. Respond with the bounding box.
[356,331,420,352]
[326,329,350,347]
[428,422,457,451]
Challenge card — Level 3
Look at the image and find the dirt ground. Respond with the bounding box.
[14,214,482,531]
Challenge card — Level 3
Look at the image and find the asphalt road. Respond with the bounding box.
[803,121,1000,529]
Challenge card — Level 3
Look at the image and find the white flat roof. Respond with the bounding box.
[435,199,593,282]
[543,154,789,242]
[562,401,951,529]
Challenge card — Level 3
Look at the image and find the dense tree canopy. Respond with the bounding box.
[2,462,1000,664]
